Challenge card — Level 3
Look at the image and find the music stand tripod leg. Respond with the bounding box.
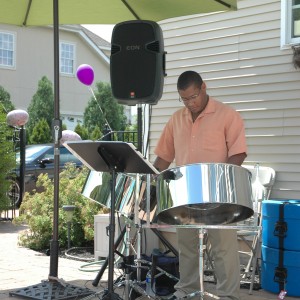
[101,169,122,300]
[92,225,127,287]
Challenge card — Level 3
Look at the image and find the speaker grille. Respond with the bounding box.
[146,41,160,53]
[111,44,121,55]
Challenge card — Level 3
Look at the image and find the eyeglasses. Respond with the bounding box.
[179,92,200,103]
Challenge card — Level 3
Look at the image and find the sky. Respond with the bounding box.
[82,24,115,42]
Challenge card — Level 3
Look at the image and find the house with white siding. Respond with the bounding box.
[149,0,300,200]
[0,24,132,130]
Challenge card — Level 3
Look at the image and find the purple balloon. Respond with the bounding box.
[76,64,94,86]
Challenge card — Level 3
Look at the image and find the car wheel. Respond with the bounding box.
[8,179,21,208]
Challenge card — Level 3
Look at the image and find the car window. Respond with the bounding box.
[42,148,55,161]
[60,147,72,165]
[16,145,81,166]
[16,145,52,163]
[60,147,82,166]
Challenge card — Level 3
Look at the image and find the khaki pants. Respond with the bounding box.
[174,228,240,300]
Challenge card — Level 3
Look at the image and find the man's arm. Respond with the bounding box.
[227,152,247,166]
[153,156,171,172]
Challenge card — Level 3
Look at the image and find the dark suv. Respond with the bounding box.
[9,144,83,207]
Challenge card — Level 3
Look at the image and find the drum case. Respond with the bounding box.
[261,200,300,296]
[261,245,300,296]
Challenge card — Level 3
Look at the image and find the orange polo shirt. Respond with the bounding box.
[154,97,247,166]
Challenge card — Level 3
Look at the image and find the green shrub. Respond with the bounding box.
[30,118,52,144]
[0,106,15,210]
[14,164,103,250]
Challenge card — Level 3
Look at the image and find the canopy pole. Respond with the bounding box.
[49,0,61,280]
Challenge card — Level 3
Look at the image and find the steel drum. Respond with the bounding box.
[82,170,156,222]
[156,163,253,225]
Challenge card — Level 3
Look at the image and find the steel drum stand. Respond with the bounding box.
[196,228,219,300]
[64,141,159,300]
[145,222,260,300]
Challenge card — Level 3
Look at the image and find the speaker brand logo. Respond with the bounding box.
[126,45,141,51]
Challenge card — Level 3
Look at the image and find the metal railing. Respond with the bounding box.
[101,130,138,147]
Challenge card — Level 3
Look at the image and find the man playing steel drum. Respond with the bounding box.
[153,70,247,300]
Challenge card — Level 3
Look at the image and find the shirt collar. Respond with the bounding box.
[183,96,216,116]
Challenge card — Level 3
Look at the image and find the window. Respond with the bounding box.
[0,32,15,68]
[60,42,75,75]
[281,0,300,47]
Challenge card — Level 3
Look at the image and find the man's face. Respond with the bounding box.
[178,83,207,114]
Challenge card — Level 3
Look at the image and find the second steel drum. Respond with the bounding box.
[156,163,253,225]
[82,170,157,222]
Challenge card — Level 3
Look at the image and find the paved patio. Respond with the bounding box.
[0,217,297,300]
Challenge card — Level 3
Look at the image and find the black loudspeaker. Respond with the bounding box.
[110,20,166,105]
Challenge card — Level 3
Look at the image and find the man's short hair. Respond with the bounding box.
[177,71,203,90]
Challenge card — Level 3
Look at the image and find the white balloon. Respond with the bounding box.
[61,130,82,144]
[6,110,29,127]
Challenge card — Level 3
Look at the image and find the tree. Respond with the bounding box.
[30,118,52,144]
[26,76,54,144]
[83,82,127,134]
[0,104,15,209]
[90,125,102,141]
[74,123,89,140]
[0,85,15,112]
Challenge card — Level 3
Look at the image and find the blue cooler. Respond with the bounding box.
[262,200,300,251]
[261,200,300,296]
[261,245,300,296]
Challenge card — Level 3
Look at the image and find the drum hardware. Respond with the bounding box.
[72,145,254,300]
[107,189,179,300]
[89,174,178,292]
[197,229,219,300]
[64,141,160,300]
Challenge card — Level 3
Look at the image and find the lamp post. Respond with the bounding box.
[62,205,76,249]
[6,109,29,208]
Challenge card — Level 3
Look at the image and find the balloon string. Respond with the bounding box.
[88,86,112,131]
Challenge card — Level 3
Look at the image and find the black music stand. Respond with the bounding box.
[64,141,159,300]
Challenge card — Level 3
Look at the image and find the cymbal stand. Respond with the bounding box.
[123,221,136,300]
[114,174,145,300]
[121,174,152,299]
[135,174,143,284]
